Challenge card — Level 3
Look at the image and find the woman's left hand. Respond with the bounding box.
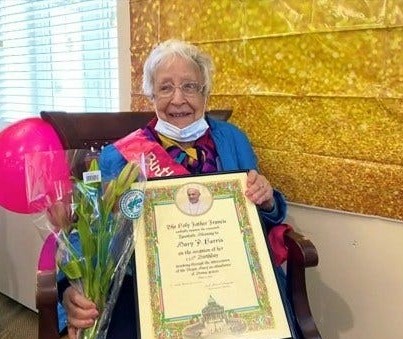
[245,169,274,211]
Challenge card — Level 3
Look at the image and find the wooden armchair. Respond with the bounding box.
[36,110,321,339]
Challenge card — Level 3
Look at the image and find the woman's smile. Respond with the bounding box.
[168,112,192,118]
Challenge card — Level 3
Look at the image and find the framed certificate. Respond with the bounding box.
[134,171,292,339]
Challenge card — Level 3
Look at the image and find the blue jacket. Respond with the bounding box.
[100,116,287,228]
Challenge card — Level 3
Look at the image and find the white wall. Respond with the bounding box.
[0,208,43,310]
[117,0,131,112]
[287,203,403,339]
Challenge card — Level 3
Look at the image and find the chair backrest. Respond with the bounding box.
[40,110,232,150]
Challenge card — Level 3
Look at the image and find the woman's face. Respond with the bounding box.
[152,56,206,129]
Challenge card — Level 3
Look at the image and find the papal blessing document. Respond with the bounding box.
[134,171,292,339]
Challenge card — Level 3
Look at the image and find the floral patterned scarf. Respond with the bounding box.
[143,117,218,174]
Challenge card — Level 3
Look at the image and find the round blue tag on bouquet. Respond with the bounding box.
[119,189,144,219]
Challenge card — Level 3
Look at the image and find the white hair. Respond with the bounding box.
[142,39,214,98]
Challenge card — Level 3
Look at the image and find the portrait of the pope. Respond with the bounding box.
[176,184,212,216]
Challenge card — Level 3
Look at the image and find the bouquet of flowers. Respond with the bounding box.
[26,149,146,338]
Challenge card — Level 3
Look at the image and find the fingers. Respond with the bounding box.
[63,287,99,330]
[246,169,259,187]
[67,325,78,339]
[65,287,97,310]
[245,170,274,208]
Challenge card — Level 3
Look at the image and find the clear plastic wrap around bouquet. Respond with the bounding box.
[26,149,146,338]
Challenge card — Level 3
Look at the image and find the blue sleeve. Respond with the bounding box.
[259,189,288,228]
[208,117,287,227]
[209,117,257,171]
[57,302,68,333]
[99,144,128,181]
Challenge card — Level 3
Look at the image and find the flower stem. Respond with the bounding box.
[80,318,99,339]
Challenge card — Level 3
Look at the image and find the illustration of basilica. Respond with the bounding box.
[182,296,246,338]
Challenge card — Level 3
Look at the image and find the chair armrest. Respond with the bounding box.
[285,230,321,339]
[36,270,59,339]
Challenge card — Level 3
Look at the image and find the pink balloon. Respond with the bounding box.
[0,118,68,214]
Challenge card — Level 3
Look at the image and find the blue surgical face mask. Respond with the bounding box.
[155,117,209,142]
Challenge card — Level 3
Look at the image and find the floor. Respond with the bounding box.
[0,293,38,339]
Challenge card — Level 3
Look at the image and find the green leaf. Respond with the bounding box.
[59,260,83,280]
[89,158,100,172]
[102,179,117,216]
[115,162,139,195]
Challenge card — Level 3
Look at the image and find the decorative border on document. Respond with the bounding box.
[142,178,276,337]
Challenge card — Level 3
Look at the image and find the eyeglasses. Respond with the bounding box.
[155,82,204,99]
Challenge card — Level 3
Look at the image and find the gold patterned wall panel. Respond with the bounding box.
[129,0,403,221]
[259,149,403,220]
[199,30,400,97]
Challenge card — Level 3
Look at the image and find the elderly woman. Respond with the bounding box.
[60,40,290,338]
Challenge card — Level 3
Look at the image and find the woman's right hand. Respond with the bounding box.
[63,286,99,338]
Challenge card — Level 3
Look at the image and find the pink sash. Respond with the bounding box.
[114,129,190,178]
